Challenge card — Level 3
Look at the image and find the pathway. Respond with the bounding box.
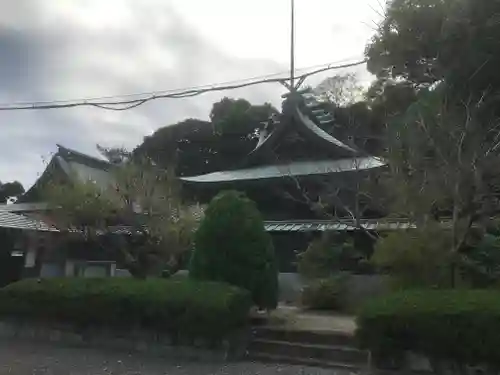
[254,305,357,334]
[0,339,355,375]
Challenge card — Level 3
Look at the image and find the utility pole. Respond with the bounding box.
[290,0,295,90]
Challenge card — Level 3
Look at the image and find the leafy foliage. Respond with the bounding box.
[43,158,198,278]
[298,233,372,279]
[378,83,500,289]
[372,225,452,289]
[189,191,278,310]
[460,233,500,288]
[367,0,500,92]
[135,98,277,177]
[356,290,500,370]
[300,275,348,311]
[366,0,500,124]
[0,278,252,341]
[365,0,500,234]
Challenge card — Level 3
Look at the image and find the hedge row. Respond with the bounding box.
[356,290,500,367]
[0,278,252,341]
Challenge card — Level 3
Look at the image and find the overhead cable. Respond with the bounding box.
[0,59,367,111]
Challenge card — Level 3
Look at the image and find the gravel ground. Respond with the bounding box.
[0,340,353,375]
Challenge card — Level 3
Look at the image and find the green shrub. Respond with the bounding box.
[0,278,252,341]
[189,191,278,310]
[356,290,500,368]
[371,225,452,289]
[300,274,347,311]
[298,233,372,280]
[460,234,500,288]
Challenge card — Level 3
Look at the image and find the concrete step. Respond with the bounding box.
[252,326,355,347]
[249,315,269,327]
[249,339,368,365]
[247,351,366,371]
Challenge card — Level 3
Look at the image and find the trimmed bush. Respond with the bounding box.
[356,290,500,368]
[0,278,252,341]
[300,274,347,311]
[189,191,278,310]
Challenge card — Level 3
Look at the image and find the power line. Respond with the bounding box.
[0,59,367,111]
[0,57,362,106]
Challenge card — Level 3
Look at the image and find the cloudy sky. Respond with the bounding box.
[0,0,383,190]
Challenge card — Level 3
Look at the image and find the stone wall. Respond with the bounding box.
[0,320,250,362]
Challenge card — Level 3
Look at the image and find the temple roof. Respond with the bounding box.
[181,156,385,184]
[180,90,386,185]
[20,145,114,202]
[0,203,465,233]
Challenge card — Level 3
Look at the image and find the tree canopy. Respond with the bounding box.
[366,0,500,99]
[364,0,500,284]
[134,97,278,177]
[0,181,24,203]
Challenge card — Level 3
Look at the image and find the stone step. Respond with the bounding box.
[252,327,355,347]
[246,351,366,372]
[249,339,369,365]
[249,315,269,327]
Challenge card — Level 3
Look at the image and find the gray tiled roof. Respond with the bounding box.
[0,203,419,233]
[0,202,49,212]
[0,211,57,232]
[67,160,115,190]
[263,219,418,232]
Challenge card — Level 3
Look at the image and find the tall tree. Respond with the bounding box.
[384,86,500,284]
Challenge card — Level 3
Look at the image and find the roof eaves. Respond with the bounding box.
[56,144,112,171]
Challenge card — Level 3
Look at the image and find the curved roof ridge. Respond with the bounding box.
[56,144,111,168]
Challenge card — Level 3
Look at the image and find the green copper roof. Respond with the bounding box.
[180,156,385,184]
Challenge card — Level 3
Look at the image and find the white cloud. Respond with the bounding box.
[0,0,382,190]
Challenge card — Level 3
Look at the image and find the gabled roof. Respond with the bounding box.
[20,145,113,202]
[54,144,113,189]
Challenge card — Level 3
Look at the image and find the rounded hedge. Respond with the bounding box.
[356,290,500,368]
[0,278,252,341]
[189,190,278,310]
